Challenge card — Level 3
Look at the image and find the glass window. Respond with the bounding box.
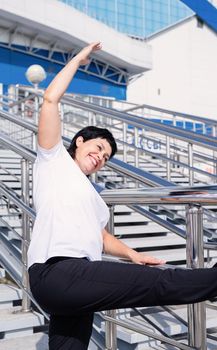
[58,0,194,38]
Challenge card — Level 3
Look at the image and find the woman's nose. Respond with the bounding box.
[97,153,103,161]
[98,152,104,160]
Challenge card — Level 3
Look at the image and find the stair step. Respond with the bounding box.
[114,212,167,224]
[120,233,185,250]
[115,213,149,224]
[115,222,169,235]
[136,304,217,337]
[0,332,48,350]
[0,306,45,339]
[0,284,22,309]
[114,205,134,214]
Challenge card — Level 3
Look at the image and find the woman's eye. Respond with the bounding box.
[97,145,102,151]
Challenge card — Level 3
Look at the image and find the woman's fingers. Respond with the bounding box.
[90,41,102,51]
[130,250,166,265]
[77,42,102,66]
[142,256,166,265]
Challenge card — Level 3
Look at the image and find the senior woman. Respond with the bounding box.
[28,42,217,350]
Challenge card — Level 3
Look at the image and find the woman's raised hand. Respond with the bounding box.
[77,42,102,66]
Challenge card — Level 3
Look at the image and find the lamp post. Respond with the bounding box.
[25,64,46,125]
[25,64,46,90]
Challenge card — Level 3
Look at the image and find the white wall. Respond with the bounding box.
[127,17,217,119]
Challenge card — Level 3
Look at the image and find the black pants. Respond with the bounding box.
[29,257,217,350]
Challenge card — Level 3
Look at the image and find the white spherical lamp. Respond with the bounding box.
[25,64,46,85]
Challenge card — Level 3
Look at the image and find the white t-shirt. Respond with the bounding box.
[27,140,109,268]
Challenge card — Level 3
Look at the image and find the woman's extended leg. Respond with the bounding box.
[29,257,217,315]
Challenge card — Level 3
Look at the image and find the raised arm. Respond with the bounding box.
[38,42,102,149]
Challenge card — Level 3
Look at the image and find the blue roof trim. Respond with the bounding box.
[181,0,217,32]
[0,45,126,100]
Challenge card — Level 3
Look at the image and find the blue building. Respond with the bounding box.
[0,0,216,100]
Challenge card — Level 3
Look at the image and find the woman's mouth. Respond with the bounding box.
[88,154,98,168]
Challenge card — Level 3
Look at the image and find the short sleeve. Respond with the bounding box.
[36,140,65,162]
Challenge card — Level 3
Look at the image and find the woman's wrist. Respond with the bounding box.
[126,248,138,261]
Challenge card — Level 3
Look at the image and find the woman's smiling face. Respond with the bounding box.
[74,137,112,175]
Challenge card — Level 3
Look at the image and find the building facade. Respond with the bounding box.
[59,0,193,38]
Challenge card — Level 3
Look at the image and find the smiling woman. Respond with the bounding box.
[27,42,217,350]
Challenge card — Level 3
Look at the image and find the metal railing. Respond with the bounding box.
[1,91,217,348]
[1,106,217,262]
[101,188,217,350]
[1,134,217,349]
[1,175,217,349]
[5,86,217,186]
[1,112,217,248]
[1,125,217,250]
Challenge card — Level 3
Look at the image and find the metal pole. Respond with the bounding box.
[13,84,19,114]
[21,158,31,312]
[188,143,194,185]
[166,136,171,181]
[34,86,39,125]
[186,205,206,350]
[123,122,127,162]
[92,112,96,126]
[105,205,117,350]
[134,127,139,168]
[212,125,217,181]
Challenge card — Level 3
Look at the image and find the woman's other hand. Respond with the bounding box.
[128,250,166,265]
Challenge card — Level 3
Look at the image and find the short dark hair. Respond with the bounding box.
[67,126,117,159]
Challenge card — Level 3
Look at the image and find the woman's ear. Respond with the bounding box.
[75,136,84,147]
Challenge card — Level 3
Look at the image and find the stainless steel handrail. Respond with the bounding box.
[18,86,217,127]
[9,89,217,148]
[101,191,217,350]
[0,132,36,162]
[59,97,217,147]
[2,91,217,186]
[0,131,216,246]
[123,102,217,126]
[1,123,216,245]
[1,179,217,349]
[1,110,217,185]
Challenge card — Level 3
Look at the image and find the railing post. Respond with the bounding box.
[185,204,206,350]
[188,143,194,185]
[134,127,139,169]
[123,122,127,185]
[105,205,117,350]
[34,89,39,125]
[166,136,171,181]
[212,125,217,181]
[123,122,127,163]
[13,84,19,114]
[21,158,31,312]
[90,112,96,126]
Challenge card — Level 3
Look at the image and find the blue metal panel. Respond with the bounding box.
[181,0,217,32]
[0,46,126,100]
